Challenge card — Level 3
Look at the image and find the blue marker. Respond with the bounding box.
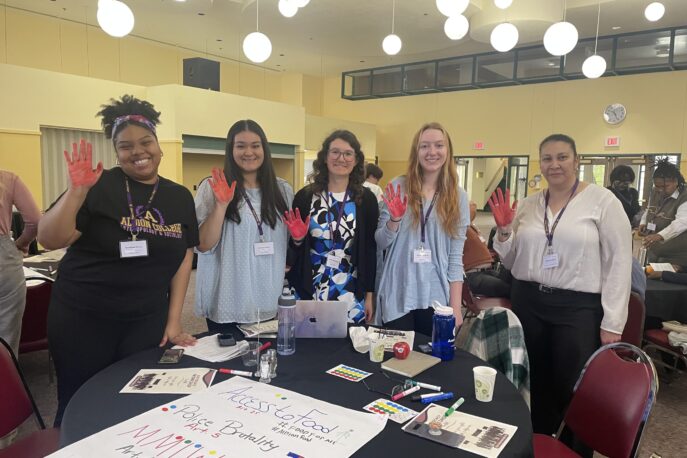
[420,392,454,404]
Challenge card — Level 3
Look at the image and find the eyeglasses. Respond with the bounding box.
[328,149,356,162]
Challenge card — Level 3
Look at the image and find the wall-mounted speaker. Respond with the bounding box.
[183,58,220,91]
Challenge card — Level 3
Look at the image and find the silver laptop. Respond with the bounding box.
[294,300,349,338]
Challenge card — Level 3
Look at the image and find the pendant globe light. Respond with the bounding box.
[644,2,665,22]
[243,0,272,63]
[444,14,469,40]
[278,0,298,18]
[97,0,135,38]
[382,0,402,55]
[490,22,519,52]
[436,0,470,18]
[543,1,578,56]
[494,0,513,9]
[582,1,606,79]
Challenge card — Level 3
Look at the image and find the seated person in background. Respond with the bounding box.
[363,163,384,203]
[464,201,511,298]
[607,165,640,226]
[647,263,687,285]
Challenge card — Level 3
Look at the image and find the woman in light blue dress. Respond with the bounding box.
[195,120,293,334]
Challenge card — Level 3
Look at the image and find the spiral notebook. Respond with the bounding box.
[381,351,441,378]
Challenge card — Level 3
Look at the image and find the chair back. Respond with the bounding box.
[562,342,658,458]
[19,279,53,354]
[461,282,481,317]
[0,338,44,437]
[621,292,646,348]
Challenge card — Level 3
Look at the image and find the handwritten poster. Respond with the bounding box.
[120,368,217,394]
[49,376,387,458]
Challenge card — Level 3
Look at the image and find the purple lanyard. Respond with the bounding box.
[124,176,159,239]
[241,190,264,241]
[420,192,439,247]
[543,179,579,247]
[326,190,349,246]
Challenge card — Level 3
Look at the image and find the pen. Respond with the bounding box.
[258,341,272,352]
[219,368,254,377]
[391,385,421,401]
[442,397,465,418]
[421,392,454,404]
[411,392,446,402]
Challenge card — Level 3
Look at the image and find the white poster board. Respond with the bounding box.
[49,376,387,458]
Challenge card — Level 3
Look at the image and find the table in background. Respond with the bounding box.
[60,337,533,457]
[645,278,687,323]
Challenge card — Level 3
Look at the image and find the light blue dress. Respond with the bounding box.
[194,178,294,323]
[375,176,469,323]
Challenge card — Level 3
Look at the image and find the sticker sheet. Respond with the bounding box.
[326,364,372,382]
[363,398,419,424]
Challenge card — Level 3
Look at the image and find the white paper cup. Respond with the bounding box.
[473,366,497,402]
[369,335,385,363]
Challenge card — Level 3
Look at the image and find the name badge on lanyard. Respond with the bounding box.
[120,239,149,258]
[254,241,275,256]
[326,253,342,269]
[242,190,274,257]
[414,192,438,264]
[647,222,657,232]
[542,179,578,270]
[542,248,559,269]
[413,248,432,263]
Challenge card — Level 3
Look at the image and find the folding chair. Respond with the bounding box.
[20,278,55,383]
[0,337,60,458]
[621,292,646,348]
[643,328,687,377]
[533,342,658,458]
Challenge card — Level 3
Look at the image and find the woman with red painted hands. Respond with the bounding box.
[194,120,292,334]
[490,134,631,443]
[38,95,199,426]
[375,122,469,335]
[284,130,378,324]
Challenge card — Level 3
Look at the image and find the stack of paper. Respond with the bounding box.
[238,319,278,338]
[173,334,249,363]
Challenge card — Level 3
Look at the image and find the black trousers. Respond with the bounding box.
[510,279,602,436]
[466,267,512,298]
[383,308,434,337]
[48,301,167,426]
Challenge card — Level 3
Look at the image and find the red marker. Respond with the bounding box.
[258,341,272,352]
[391,385,421,401]
[219,368,254,377]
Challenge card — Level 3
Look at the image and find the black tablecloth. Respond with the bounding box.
[645,278,687,323]
[60,337,533,457]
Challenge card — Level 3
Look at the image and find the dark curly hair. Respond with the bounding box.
[308,130,365,204]
[96,94,161,140]
[609,165,635,183]
[223,120,288,229]
[653,158,685,192]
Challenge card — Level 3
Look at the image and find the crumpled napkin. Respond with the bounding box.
[349,326,370,353]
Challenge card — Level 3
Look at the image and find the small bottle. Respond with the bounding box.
[258,354,271,383]
[431,303,455,362]
[266,349,278,378]
[277,286,297,356]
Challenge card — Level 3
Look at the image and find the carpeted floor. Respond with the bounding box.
[12,270,687,457]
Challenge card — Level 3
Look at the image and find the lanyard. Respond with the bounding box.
[326,190,349,246]
[543,179,579,247]
[125,176,159,240]
[420,192,439,247]
[241,189,264,242]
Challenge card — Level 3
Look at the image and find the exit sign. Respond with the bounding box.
[473,141,485,150]
[605,136,621,147]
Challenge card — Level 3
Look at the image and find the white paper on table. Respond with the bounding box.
[237,319,278,338]
[649,263,676,272]
[120,368,217,394]
[48,376,387,458]
[23,266,52,286]
[24,248,66,263]
[173,334,249,363]
[367,327,415,352]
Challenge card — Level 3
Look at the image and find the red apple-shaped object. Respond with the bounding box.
[393,342,411,360]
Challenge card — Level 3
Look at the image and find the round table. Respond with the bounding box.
[645,278,687,323]
[60,337,533,457]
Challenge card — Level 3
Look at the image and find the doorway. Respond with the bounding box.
[456,156,529,210]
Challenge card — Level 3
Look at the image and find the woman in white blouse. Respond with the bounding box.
[489,134,631,438]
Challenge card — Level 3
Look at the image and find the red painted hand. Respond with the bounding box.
[382,183,408,221]
[63,139,103,189]
[488,188,518,228]
[283,208,310,241]
[208,167,236,205]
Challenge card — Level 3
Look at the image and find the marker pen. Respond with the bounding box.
[411,392,447,402]
[413,381,441,392]
[442,397,465,419]
[219,368,254,377]
[421,392,454,404]
[391,385,421,401]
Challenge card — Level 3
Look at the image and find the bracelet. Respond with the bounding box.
[389,217,402,223]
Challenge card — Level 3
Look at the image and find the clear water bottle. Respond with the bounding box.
[277,286,297,355]
[431,303,455,362]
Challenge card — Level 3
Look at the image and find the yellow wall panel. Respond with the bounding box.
[86,27,121,81]
[279,72,303,107]
[220,60,240,95]
[120,38,179,87]
[59,22,89,77]
[305,115,376,156]
[0,131,44,208]
[0,8,7,63]
[158,140,184,184]
[182,153,224,195]
[6,9,61,72]
[302,74,323,116]
[239,65,265,99]
[377,160,408,187]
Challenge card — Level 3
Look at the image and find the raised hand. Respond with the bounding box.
[488,188,518,228]
[63,139,103,189]
[283,208,310,241]
[208,167,236,205]
[382,183,408,221]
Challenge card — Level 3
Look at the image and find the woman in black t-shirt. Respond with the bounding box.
[38,95,199,426]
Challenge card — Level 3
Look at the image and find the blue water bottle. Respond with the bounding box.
[431,303,455,361]
[277,286,296,356]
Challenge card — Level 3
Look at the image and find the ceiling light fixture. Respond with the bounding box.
[293,0,310,7]
[494,0,513,9]
[644,2,665,22]
[444,14,469,40]
[436,0,469,18]
[243,0,272,63]
[278,0,298,18]
[543,1,578,56]
[382,0,402,55]
[582,0,606,79]
[97,0,135,38]
[490,22,519,52]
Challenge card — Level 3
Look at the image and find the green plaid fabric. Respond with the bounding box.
[460,306,530,407]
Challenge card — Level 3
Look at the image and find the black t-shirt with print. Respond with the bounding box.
[51,167,199,320]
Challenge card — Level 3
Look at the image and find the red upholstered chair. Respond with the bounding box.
[533,343,658,458]
[643,328,687,376]
[621,293,646,348]
[19,278,54,382]
[0,337,60,458]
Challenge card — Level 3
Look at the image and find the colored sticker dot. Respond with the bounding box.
[162,408,168,411]
[209,452,216,456]
[175,436,183,440]
[195,444,202,448]
[185,440,192,444]
[282,397,287,400]
[170,405,177,409]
